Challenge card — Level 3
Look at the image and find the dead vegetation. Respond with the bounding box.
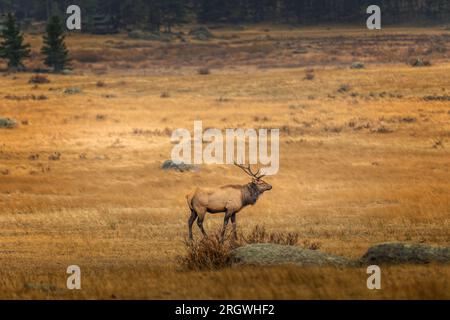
[28,74,50,84]
[5,94,48,101]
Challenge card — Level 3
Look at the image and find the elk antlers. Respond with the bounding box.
[234,162,265,180]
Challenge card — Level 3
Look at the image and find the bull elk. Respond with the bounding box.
[186,163,272,242]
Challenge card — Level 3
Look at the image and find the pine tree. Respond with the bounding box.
[41,15,70,72]
[160,0,187,33]
[0,12,31,70]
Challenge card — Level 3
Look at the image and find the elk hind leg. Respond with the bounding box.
[188,210,198,241]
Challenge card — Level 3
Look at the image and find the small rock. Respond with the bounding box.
[0,118,17,129]
[64,87,82,95]
[351,62,365,69]
[423,95,450,102]
[128,31,172,41]
[189,26,213,41]
[23,283,57,293]
[293,48,308,54]
[162,160,198,172]
[61,69,73,75]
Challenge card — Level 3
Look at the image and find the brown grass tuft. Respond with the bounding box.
[197,67,211,75]
[28,74,50,84]
[240,225,299,246]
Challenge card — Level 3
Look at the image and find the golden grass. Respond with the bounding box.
[0,26,449,299]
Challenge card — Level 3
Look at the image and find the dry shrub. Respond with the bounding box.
[178,234,233,270]
[72,50,104,63]
[409,58,431,67]
[197,67,210,75]
[96,114,107,121]
[29,74,50,84]
[4,94,48,101]
[304,73,315,81]
[337,84,351,93]
[240,225,299,246]
[301,239,322,250]
[304,68,315,80]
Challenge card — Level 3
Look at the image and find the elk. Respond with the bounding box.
[186,163,272,242]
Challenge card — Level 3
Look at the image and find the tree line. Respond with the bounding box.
[1,0,449,32]
[0,13,69,71]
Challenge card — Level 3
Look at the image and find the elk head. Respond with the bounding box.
[234,162,272,193]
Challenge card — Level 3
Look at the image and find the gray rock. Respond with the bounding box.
[128,31,172,41]
[423,95,450,102]
[24,282,57,292]
[231,243,355,267]
[162,160,198,172]
[360,242,450,265]
[128,30,153,40]
[64,87,82,95]
[351,62,365,69]
[61,69,73,75]
[0,118,17,129]
[189,26,213,41]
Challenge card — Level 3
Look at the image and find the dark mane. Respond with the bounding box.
[242,182,261,206]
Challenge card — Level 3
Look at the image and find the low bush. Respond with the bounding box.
[197,67,210,75]
[29,75,50,84]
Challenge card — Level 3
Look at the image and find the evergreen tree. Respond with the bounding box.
[160,0,187,33]
[41,15,70,72]
[0,12,30,70]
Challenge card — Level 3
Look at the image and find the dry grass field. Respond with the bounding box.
[0,26,449,299]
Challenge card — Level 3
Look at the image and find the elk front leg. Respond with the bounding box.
[231,213,237,241]
[220,213,232,243]
[197,218,207,237]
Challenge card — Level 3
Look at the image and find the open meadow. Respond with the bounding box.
[0,26,449,299]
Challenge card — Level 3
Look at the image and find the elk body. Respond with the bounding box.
[186,164,272,241]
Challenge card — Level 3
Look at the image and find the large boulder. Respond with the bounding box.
[360,242,450,265]
[231,243,355,267]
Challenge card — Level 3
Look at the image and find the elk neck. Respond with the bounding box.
[242,182,261,206]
